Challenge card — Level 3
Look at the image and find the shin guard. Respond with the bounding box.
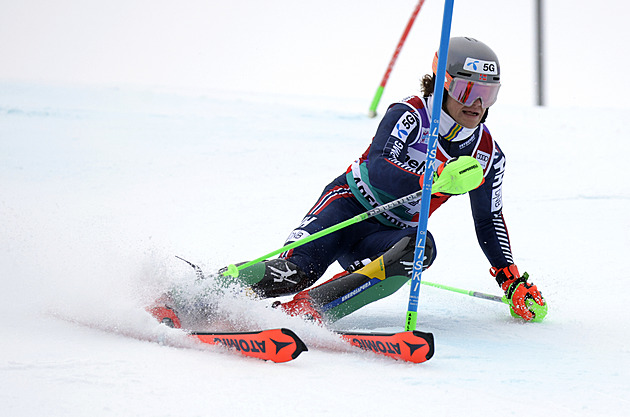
[295,235,434,322]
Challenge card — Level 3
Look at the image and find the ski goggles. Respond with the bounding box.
[447,77,501,107]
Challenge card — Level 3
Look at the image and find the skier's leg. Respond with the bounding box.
[276,232,436,322]
[232,175,375,298]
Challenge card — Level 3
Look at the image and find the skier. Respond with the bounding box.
[150,37,547,328]
[226,36,547,324]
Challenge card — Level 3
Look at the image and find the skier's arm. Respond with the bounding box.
[468,146,514,268]
[469,144,548,322]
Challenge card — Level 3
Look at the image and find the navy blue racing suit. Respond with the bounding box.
[281,95,514,286]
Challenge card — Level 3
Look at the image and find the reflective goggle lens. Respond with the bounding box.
[448,77,500,107]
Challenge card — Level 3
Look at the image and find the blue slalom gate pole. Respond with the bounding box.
[405,0,455,331]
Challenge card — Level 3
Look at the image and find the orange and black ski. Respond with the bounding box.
[338,330,434,363]
[190,328,308,363]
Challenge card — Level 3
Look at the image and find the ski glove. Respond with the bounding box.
[420,158,485,196]
[490,265,547,322]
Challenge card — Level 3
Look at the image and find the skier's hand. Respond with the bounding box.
[490,265,547,322]
[421,158,485,196]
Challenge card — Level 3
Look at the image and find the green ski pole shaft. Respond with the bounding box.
[222,189,423,277]
[420,279,549,323]
[421,280,508,304]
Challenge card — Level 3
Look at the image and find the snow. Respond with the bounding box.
[2,1,630,416]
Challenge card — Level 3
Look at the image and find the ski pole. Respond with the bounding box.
[405,0,455,332]
[423,277,549,323]
[222,155,483,278]
[368,0,426,118]
[222,189,422,278]
[421,280,508,304]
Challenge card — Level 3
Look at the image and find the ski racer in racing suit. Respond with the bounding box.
[235,37,547,323]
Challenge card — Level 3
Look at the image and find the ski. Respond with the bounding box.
[149,258,433,364]
[337,330,435,363]
[148,299,433,363]
[146,297,307,363]
[190,328,308,363]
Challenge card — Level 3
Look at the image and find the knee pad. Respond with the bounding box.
[378,233,436,272]
[424,232,437,270]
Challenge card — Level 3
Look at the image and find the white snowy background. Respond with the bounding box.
[1,1,629,416]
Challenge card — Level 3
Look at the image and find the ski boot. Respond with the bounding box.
[222,258,313,298]
[272,291,324,324]
[145,282,223,330]
[146,294,182,329]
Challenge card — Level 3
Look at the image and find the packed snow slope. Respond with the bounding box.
[3,2,630,415]
[1,82,628,416]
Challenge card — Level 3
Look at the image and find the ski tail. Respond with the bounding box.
[190,328,308,363]
[338,330,434,363]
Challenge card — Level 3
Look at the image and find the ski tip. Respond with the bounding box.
[191,328,307,363]
[412,330,435,362]
[338,330,435,364]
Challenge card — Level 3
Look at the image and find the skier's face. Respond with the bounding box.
[445,95,485,128]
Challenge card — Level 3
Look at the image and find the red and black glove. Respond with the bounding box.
[490,265,547,322]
